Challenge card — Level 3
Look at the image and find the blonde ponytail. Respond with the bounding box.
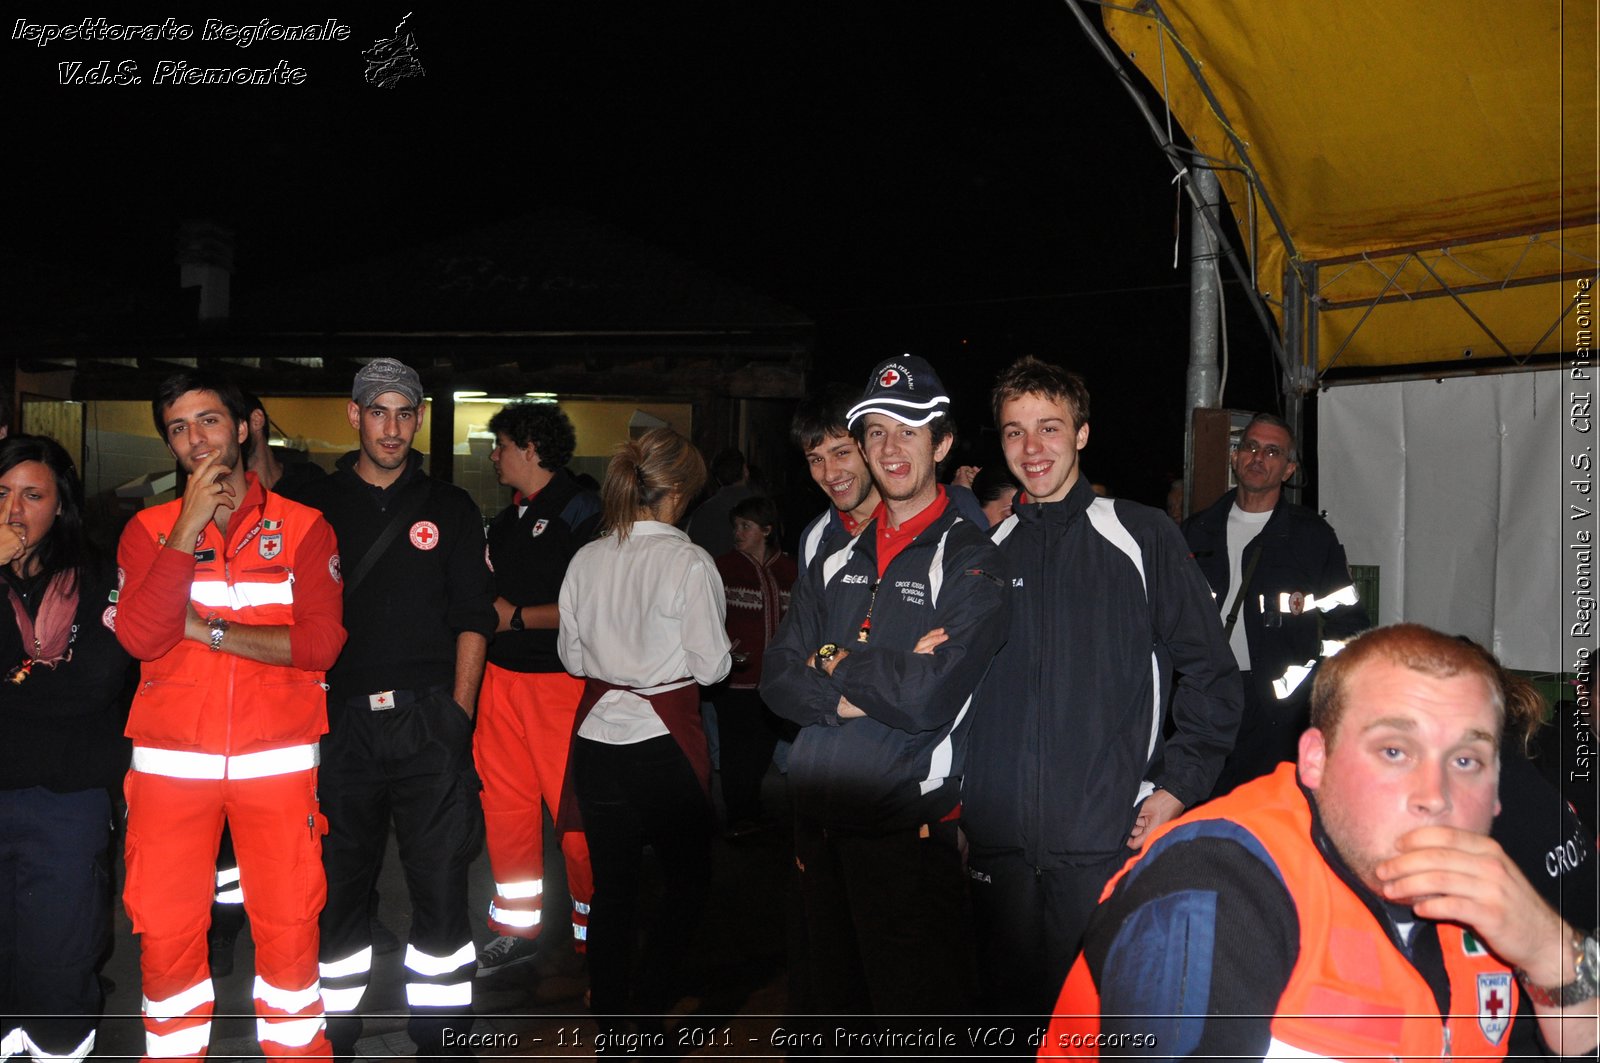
[600,428,707,539]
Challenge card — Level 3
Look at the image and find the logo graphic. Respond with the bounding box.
[531,518,549,538]
[1289,590,1307,616]
[364,12,425,88]
[1476,972,1512,1044]
[329,554,342,583]
[878,367,902,388]
[102,605,117,632]
[409,521,440,550]
[259,533,283,560]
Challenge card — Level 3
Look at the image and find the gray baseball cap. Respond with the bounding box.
[352,358,424,407]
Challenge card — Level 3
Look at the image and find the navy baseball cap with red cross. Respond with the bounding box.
[845,355,951,429]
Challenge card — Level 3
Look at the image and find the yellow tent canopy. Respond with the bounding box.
[1101,0,1597,377]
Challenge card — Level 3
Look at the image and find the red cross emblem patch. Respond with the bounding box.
[1476,971,1511,1044]
[409,521,440,550]
[258,533,282,560]
[878,367,902,388]
[103,605,117,632]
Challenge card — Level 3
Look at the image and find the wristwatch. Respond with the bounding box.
[207,616,230,653]
[814,643,839,675]
[1519,932,1600,1007]
[508,607,525,632]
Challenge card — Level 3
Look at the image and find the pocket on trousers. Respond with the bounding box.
[459,759,486,862]
[296,773,330,914]
[120,812,152,935]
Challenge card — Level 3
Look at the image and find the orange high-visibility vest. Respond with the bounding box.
[117,476,344,761]
[1046,764,1517,1060]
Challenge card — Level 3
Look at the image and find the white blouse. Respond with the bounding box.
[558,520,732,744]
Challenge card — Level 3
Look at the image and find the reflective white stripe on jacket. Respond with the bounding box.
[131,742,319,780]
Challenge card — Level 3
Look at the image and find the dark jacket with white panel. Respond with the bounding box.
[963,476,1243,862]
[762,502,1008,832]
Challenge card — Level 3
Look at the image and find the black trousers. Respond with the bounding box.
[574,734,712,1021]
[793,816,974,1019]
[967,847,1127,1021]
[0,786,111,1058]
[714,687,779,824]
[318,688,483,1056]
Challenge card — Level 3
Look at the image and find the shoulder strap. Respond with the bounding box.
[1222,543,1264,640]
[345,477,435,595]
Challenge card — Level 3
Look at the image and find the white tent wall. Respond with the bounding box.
[1321,371,1568,673]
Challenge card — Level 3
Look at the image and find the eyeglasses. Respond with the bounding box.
[1235,439,1289,461]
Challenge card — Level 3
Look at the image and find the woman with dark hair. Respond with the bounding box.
[0,435,131,1062]
[557,428,731,1039]
[714,495,797,835]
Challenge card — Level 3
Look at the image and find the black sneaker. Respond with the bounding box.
[475,934,540,977]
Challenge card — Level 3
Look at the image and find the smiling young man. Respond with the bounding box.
[962,355,1241,1020]
[762,355,1008,1018]
[1047,624,1600,1059]
[116,371,346,1060]
[1182,412,1369,796]
[791,385,882,569]
[296,359,495,1058]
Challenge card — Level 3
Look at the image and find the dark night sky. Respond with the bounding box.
[5,2,1281,505]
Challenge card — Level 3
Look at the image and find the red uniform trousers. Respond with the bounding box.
[473,664,593,947]
[123,765,330,1060]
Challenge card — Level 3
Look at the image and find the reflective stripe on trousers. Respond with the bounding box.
[319,946,373,1014]
[215,864,243,904]
[142,978,215,1059]
[254,977,326,1050]
[2,1028,96,1062]
[405,941,475,1008]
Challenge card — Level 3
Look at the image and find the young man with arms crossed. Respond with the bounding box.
[762,355,1008,1018]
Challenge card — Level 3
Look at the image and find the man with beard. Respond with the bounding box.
[762,355,1008,1018]
[1182,413,1368,795]
[296,359,495,1059]
[116,371,345,1059]
[1047,624,1599,1059]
